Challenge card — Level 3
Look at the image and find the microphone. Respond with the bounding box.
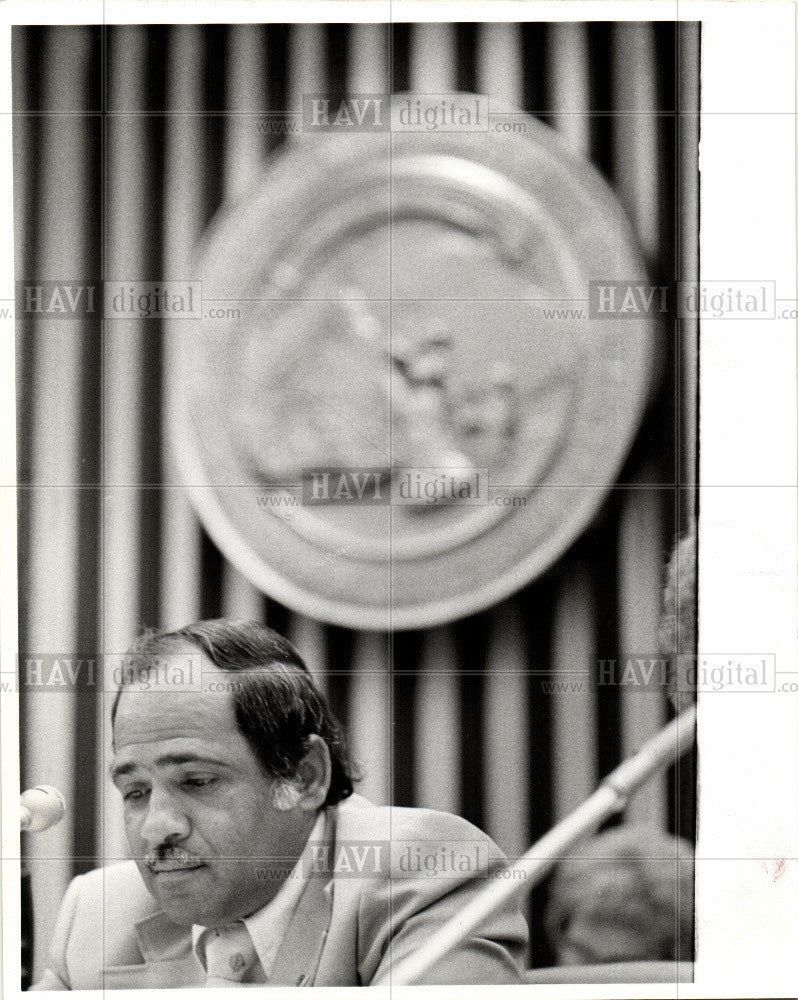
[390,705,697,984]
[391,529,700,985]
[20,786,66,832]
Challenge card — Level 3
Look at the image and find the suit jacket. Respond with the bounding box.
[32,795,528,989]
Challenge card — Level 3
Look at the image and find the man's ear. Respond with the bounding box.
[292,735,332,812]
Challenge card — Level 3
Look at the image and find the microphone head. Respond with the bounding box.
[20,785,66,832]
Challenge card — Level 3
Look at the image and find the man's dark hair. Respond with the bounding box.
[111,618,358,807]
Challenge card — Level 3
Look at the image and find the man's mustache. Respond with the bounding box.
[143,844,206,872]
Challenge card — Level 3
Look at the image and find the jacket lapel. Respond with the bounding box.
[268,874,333,986]
[269,812,336,986]
[99,911,204,989]
[134,910,193,962]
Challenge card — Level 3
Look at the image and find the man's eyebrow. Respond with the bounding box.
[109,754,229,782]
[155,753,230,768]
[109,761,135,782]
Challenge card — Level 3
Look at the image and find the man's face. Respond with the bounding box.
[111,647,307,928]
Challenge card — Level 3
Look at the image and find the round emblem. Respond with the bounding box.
[174,97,656,630]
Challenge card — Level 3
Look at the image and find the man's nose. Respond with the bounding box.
[138,789,191,846]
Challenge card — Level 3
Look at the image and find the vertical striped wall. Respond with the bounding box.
[13,22,699,976]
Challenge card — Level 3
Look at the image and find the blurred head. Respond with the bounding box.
[110,618,357,927]
[545,824,694,965]
[659,528,697,714]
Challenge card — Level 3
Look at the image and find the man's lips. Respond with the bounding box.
[144,849,206,873]
[147,859,205,873]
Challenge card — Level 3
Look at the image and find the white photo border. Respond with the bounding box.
[0,2,796,998]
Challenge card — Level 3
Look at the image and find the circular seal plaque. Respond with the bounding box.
[174,98,657,630]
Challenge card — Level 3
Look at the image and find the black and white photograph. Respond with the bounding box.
[2,2,796,997]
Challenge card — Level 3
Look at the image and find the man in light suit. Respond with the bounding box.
[33,618,528,989]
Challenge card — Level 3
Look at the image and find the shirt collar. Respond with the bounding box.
[192,810,329,981]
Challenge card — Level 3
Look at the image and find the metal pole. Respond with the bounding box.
[390,704,697,984]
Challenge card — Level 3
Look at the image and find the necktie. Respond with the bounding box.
[203,921,258,987]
